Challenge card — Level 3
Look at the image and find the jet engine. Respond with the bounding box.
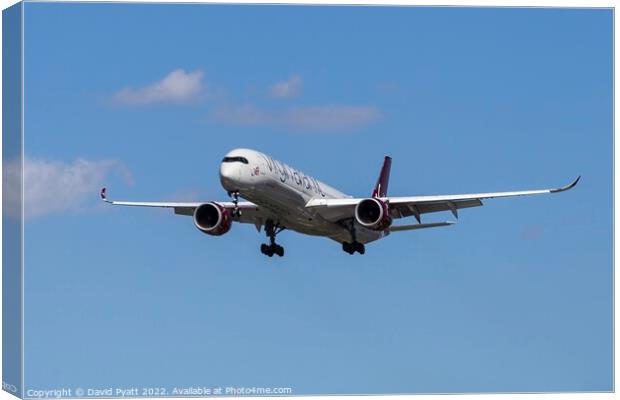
[193,202,232,236]
[354,198,392,231]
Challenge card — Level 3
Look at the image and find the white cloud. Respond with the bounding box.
[4,157,132,220]
[269,75,303,99]
[284,105,381,131]
[112,69,204,105]
[211,104,381,132]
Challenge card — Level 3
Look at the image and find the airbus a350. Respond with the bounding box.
[101,148,579,257]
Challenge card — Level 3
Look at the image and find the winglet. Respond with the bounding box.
[372,156,392,198]
[100,187,111,203]
[550,176,581,193]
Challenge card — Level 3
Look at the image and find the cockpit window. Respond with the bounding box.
[222,156,249,164]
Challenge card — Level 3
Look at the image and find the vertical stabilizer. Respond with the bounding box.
[372,156,392,198]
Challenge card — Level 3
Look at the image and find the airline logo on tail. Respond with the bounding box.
[372,156,392,198]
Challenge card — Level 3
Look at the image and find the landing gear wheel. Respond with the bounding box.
[260,243,270,255]
[260,244,283,257]
[354,242,365,255]
[260,220,285,257]
[342,241,365,255]
[274,244,284,257]
[342,242,355,255]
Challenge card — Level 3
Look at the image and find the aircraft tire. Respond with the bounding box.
[275,245,284,257]
[342,242,354,254]
[356,242,365,255]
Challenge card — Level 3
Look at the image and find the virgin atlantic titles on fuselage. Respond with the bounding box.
[101,148,579,257]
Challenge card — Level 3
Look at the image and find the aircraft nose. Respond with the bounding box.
[219,162,241,191]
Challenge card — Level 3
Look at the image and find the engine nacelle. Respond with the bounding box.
[193,202,232,236]
[355,198,392,231]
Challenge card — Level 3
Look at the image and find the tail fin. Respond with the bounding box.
[372,156,392,198]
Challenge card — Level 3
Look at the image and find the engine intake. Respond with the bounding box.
[193,202,232,236]
[355,198,392,231]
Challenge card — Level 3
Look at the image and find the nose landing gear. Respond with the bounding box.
[228,191,242,217]
[260,220,285,257]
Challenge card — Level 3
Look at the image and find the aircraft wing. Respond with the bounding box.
[305,176,580,223]
[100,188,273,229]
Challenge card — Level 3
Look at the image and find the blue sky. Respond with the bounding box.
[21,3,612,394]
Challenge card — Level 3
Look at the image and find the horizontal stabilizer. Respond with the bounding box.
[389,221,456,232]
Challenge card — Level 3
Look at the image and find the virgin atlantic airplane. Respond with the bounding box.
[101,148,579,257]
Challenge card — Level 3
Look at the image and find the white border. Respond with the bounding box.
[0,1,615,400]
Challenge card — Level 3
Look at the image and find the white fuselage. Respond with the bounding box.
[219,148,386,244]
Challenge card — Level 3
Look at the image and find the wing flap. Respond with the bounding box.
[390,221,456,232]
[174,207,197,216]
[391,199,483,219]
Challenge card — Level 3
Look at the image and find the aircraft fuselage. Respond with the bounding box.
[219,148,386,244]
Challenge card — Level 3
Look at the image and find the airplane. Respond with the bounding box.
[100,148,580,257]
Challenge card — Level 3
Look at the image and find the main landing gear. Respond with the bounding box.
[228,191,242,217]
[342,219,365,255]
[260,220,285,257]
[342,241,365,255]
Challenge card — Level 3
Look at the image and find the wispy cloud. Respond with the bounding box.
[112,69,204,105]
[107,69,381,132]
[520,224,544,241]
[269,75,303,99]
[4,157,132,220]
[210,104,381,132]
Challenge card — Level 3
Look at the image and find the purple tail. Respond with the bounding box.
[372,156,392,198]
